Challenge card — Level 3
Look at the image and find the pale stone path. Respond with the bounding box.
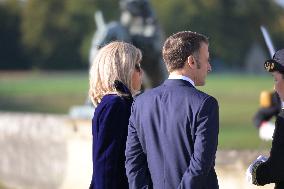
[216,150,274,189]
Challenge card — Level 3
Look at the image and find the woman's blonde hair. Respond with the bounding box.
[89,41,142,105]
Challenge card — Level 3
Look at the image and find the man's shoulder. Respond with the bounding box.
[195,89,217,102]
[134,87,159,101]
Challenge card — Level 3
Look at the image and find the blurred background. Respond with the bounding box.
[1,0,284,188]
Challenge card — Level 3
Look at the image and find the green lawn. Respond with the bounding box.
[0,71,275,149]
[0,71,88,113]
[199,74,274,149]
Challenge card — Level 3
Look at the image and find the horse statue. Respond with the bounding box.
[70,0,167,119]
[89,0,167,89]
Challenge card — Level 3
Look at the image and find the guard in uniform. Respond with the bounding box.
[246,49,284,189]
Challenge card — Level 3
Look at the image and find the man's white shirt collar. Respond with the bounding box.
[168,74,195,87]
[282,101,284,110]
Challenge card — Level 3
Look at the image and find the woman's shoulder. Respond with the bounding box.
[101,94,122,103]
[99,94,130,109]
[94,94,132,121]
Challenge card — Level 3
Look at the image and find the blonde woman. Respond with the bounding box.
[88,41,142,189]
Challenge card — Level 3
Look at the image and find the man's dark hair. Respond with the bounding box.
[162,31,209,72]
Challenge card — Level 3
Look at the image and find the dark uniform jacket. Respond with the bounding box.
[89,81,133,189]
[125,79,219,189]
[256,109,284,189]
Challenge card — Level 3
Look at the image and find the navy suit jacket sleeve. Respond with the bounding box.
[125,102,153,189]
[178,96,219,189]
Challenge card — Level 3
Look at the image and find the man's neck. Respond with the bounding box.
[168,73,195,86]
[169,70,193,80]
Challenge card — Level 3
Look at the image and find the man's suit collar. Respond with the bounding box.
[168,74,195,86]
[163,79,195,88]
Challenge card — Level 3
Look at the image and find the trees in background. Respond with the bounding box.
[0,0,29,69]
[21,0,97,69]
[152,0,284,68]
[0,0,284,70]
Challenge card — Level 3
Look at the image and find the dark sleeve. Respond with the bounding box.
[93,99,129,189]
[178,96,219,188]
[125,101,153,189]
[253,106,280,128]
[256,111,284,185]
[253,92,281,128]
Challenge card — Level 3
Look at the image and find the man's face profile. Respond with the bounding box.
[194,42,211,86]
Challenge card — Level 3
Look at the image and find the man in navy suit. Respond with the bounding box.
[125,31,219,189]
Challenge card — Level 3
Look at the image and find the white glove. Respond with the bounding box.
[246,155,268,184]
[259,121,275,141]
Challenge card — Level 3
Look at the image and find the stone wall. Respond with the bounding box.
[0,112,276,189]
[0,112,92,189]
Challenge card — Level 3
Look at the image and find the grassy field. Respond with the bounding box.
[0,71,275,149]
[200,74,274,149]
[0,71,88,113]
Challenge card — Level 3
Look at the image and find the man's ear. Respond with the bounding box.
[187,55,196,69]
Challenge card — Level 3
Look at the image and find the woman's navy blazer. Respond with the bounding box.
[90,81,133,189]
